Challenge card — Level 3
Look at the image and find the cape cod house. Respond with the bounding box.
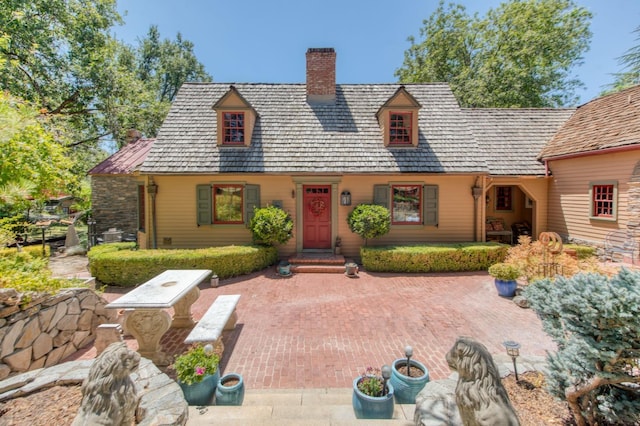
[99,47,577,258]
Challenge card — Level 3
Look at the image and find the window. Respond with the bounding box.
[590,182,617,220]
[214,185,244,223]
[495,186,512,211]
[222,112,245,144]
[196,184,260,225]
[373,184,438,226]
[389,112,412,145]
[137,185,145,231]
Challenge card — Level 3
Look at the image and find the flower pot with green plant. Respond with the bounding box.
[488,262,521,297]
[173,343,220,406]
[352,366,395,419]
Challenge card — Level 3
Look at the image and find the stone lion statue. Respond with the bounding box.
[72,341,141,426]
[446,336,520,426]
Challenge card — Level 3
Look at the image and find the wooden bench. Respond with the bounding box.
[603,230,639,264]
[184,294,241,355]
[486,217,513,244]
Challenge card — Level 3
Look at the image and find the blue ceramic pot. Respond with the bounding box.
[178,371,219,406]
[495,279,518,297]
[352,377,394,419]
[390,359,429,404]
[215,373,245,406]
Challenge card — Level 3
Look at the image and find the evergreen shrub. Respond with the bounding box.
[347,204,390,245]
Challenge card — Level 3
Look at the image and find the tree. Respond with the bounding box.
[0,2,212,150]
[605,25,640,94]
[523,269,640,425]
[396,0,592,108]
[347,204,391,245]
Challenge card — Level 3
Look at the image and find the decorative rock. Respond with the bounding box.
[0,289,19,305]
[67,297,81,315]
[71,330,91,348]
[0,364,10,381]
[57,314,80,331]
[44,345,68,368]
[47,303,68,332]
[53,330,74,347]
[15,318,41,349]
[4,347,32,372]
[77,310,93,331]
[1,320,24,358]
[32,333,54,360]
[512,295,529,308]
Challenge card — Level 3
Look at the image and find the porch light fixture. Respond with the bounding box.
[503,340,521,382]
[340,190,352,206]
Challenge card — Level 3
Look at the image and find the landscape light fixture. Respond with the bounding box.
[381,364,391,395]
[405,345,413,377]
[503,340,521,382]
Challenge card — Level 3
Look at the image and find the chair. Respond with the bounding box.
[486,217,513,244]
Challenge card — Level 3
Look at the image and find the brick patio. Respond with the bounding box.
[67,268,556,390]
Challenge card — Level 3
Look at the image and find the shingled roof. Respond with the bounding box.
[539,84,640,160]
[89,137,155,175]
[464,108,575,175]
[140,83,489,175]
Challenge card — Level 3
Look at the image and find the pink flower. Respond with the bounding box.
[195,366,206,376]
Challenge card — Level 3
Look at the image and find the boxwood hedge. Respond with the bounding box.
[88,243,278,287]
[361,242,508,273]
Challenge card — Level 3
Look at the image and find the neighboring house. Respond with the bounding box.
[539,85,640,247]
[88,132,155,239]
[127,48,573,257]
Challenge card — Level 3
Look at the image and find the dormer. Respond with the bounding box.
[212,85,258,147]
[376,86,422,147]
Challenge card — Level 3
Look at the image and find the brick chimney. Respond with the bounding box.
[306,48,336,104]
[124,129,142,145]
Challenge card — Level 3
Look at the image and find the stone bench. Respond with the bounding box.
[184,294,241,355]
[603,230,638,264]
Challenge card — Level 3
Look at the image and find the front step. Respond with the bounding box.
[288,253,354,274]
[186,388,415,425]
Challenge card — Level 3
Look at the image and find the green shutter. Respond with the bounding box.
[423,185,438,226]
[244,184,260,225]
[373,185,389,207]
[196,185,212,225]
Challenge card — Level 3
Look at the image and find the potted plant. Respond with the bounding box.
[173,343,220,406]
[215,372,245,406]
[488,262,521,297]
[389,346,430,404]
[352,366,395,419]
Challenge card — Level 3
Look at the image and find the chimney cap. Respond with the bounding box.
[306,47,335,54]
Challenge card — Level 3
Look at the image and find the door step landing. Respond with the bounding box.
[287,253,352,274]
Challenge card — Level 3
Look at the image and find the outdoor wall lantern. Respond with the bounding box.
[503,340,521,382]
[340,190,352,206]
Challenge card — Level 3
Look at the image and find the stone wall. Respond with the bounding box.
[91,175,141,237]
[0,287,115,380]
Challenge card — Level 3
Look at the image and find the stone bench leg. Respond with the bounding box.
[125,309,172,365]
[95,324,123,356]
[172,287,200,328]
[224,310,238,331]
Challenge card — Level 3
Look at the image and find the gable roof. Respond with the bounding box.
[464,108,575,175]
[140,83,489,175]
[88,137,155,175]
[539,85,640,160]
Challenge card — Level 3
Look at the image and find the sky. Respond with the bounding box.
[113,0,640,106]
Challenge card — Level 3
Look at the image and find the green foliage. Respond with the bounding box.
[347,204,391,245]
[605,25,640,94]
[361,243,507,273]
[357,367,386,397]
[173,344,220,385]
[88,243,278,286]
[249,206,293,246]
[523,269,640,425]
[488,262,521,280]
[396,0,592,107]
[563,243,596,260]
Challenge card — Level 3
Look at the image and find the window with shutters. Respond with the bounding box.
[196,183,260,226]
[373,183,438,226]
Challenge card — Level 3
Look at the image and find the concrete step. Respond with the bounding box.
[186,388,415,425]
[287,253,356,274]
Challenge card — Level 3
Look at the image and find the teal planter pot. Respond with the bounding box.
[390,359,429,404]
[178,371,219,406]
[215,373,245,406]
[352,378,394,419]
[494,279,518,297]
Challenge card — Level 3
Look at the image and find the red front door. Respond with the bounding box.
[303,185,332,249]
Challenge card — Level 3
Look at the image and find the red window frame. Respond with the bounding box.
[495,186,512,211]
[222,112,245,144]
[391,184,422,224]
[389,112,412,145]
[213,184,244,224]
[592,184,614,217]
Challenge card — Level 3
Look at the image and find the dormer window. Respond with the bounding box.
[376,86,421,148]
[389,112,412,145]
[213,85,258,147]
[223,112,245,144]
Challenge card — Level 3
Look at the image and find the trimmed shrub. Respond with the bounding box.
[249,206,293,246]
[361,243,508,273]
[88,244,278,287]
[347,204,391,245]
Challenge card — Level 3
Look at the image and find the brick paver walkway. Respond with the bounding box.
[68,268,555,390]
